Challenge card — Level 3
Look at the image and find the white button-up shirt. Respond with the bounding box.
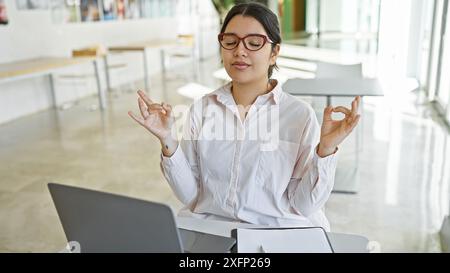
[160,81,338,231]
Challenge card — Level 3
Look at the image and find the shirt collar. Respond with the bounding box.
[208,79,282,105]
[207,82,234,105]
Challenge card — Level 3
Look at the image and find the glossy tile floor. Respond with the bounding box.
[0,55,449,253]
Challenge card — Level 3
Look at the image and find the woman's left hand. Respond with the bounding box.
[317,96,361,157]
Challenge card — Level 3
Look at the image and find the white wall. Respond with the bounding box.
[0,1,180,63]
[340,0,358,33]
[320,0,343,32]
[406,0,430,78]
[377,0,428,80]
[0,0,219,124]
[305,0,355,33]
[195,0,220,60]
[305,0,318,33]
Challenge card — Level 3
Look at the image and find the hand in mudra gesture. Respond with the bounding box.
[128,90,174,141]
[317,96,361,157]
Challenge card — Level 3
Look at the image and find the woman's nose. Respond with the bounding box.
[233,40,248,57]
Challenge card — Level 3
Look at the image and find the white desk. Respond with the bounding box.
[107,39,189,92]
[176,216,370,253]
[0,56,107,110]
[282,78,383,105]
[282,78,384,194]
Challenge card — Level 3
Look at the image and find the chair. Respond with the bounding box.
[314,61,363,113]
[298,61,363,120]
[315,61,363,79]
[162,34,198,81]
[314,62,364,151]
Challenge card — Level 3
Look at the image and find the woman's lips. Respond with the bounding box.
[232,63,250,70]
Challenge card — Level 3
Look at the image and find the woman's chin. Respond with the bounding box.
[228,73,254,84]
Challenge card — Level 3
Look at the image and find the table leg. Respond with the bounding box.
[332,96,363,195]
[143,49,150,92]
[191,43,199,80]
[49,74,57,108]
[348,96,362,190]
[441,216,450,252]
[103,55,111,92]
[354,96,364,164]
[355,115,360,168]
[160,48,166,77]
[326,96,331,107]
[93,60,107,110]
[359,97,364,153]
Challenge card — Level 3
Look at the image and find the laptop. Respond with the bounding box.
[48,183,236,253]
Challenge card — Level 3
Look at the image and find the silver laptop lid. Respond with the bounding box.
[48,183,183,253]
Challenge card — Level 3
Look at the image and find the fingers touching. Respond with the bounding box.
[161,103,172,116]
[129,90,172,126]
[326,96,361,121]
[332,106,351,116]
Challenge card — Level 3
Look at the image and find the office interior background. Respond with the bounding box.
[0,0,449,252]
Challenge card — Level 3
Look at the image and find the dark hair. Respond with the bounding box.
[220,2,281,78]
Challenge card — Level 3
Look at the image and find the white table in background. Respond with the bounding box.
[107,39,186,92]
[0,56,106,110]
[282,78,383,105]
[282,78,384,194]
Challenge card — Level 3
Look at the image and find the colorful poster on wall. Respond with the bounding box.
[16,0,49,10]
[115,0,125,19]
[49,0,65,23]
[0,0,8,25]
[102,0,116,20]
[80,0,100,21]
[139,0,151,18]
[139,0,178,19]
[126,0,140,19]
[159,0,175,17]
[65,0,81,22]
[151,0,160,17]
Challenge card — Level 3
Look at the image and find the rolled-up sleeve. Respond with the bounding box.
[160,105,200,207]
[287,108,338,217]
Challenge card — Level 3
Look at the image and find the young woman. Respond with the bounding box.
[129,2,360,231]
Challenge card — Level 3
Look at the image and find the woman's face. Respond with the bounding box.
[221,15,279,85]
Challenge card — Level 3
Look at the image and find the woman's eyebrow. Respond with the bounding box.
[223,32,266,36]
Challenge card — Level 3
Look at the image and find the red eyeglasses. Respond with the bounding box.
[218,33,274,51]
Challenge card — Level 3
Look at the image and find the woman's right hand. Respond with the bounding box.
[128,90,174,141]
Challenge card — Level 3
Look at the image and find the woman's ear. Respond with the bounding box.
[270,44,281,65]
